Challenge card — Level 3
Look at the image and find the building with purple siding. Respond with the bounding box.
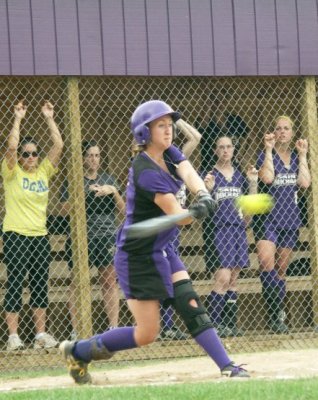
[0,0,318,76]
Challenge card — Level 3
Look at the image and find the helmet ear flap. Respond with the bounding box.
[135,125,151,145]
[136,123,177,144]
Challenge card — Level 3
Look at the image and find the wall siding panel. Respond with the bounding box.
[0,0,318,76]
[0,1,11,74]
[31,0,58,75]
[101,0,126,75]
[233,0,257,75]
[276,0,300,75]
[189,0,214,75]
[77,0,103,75]
[124,0,149,75]
[54,0,81,75]
[211,0,236,76]
[146,0,171,75]
[254,0,279,76]
[7,0,34,75]
[167,0,193,75]
[296,0,318,75]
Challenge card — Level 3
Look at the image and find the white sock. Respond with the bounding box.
[35,332,46,340]
[9,333,19,338]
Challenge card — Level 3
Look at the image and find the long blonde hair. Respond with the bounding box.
[274,115,294,129]
[131,140,146,158]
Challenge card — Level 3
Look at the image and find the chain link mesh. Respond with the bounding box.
[0,76,317,371]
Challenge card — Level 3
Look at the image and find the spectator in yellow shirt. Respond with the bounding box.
[2,101,63,351]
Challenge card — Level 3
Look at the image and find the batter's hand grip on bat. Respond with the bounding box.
[189,202,209,219]
[189,191,216,219]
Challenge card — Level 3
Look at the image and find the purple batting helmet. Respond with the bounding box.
[131,100,181,145]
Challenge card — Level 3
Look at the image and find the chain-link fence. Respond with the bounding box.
[0,76,318,371]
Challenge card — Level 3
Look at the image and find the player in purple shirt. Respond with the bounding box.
[253,116,311,333]
[203,136,258,338]
[60,100,249,383]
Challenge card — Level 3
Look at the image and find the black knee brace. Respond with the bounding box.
[173,279,214,337]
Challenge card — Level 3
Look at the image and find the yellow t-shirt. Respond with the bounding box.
[1,158,57,236]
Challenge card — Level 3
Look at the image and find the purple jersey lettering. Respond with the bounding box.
[256,150,300,229]
[210,168,248,227]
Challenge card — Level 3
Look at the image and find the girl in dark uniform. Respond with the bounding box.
[204,135,258,337]
[253,116,311,333]
[60,100,249,383]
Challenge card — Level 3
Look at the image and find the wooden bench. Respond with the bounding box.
[0,225,311,296]
[0,226,314,343]
[179,223,310,278]
[178,223,314,331]
[0,274,312,342]
[0,226,310,287]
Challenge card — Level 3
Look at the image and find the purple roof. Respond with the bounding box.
[1,0,317,76]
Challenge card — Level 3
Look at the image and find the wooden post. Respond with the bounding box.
[64,77,92,338]
[302,76,318,329]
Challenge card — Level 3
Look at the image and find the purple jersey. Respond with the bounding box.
[210,168,248,227]
[116,145,186,254]
[256,150,300,229]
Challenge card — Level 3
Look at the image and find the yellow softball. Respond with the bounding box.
[235,193,274,215]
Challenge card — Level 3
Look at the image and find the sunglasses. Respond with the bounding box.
[21,151,38,158]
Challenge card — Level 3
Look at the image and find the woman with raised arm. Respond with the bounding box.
[2,101,63,351]
[253,116,311,333]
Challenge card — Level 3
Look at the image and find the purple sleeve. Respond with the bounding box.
[138,169,173,194]
[165,145,187,164]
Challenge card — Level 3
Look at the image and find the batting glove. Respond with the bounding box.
[189,202,209,219]
[189,190,217,220]
[196,190,217,215]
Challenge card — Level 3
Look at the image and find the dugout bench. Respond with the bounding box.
[0,224,315,347]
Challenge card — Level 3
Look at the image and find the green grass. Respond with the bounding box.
[0,359,164,380]
[0,379,318,400]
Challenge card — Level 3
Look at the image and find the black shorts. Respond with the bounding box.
[65,235,115,270]
[3,232,51,312]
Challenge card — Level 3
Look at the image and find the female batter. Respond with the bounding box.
[60,100,249,383]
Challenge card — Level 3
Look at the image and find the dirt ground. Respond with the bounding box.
[1,348,318,393]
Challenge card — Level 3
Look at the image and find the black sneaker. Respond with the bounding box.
[59,340,92,384]
[221,362,250,378]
